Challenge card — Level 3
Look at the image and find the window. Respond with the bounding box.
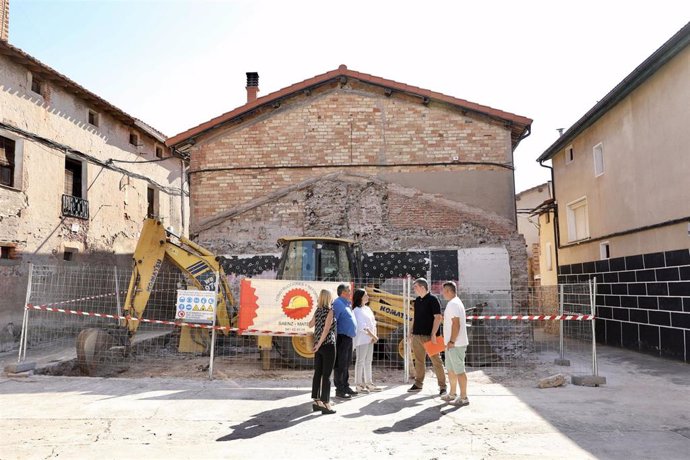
[88,110,99,127]
[147,186,158,218]
[593,143,604,176]
[280,240,317,281]
[1,244,16,260]
[545,212,550,224]
[0,136,16,188]
[600,242,610,260]
[30,74,43,95]
[545,242,553,271]
[129,133,139,146]
[566,197,589,242]
[155,146,164,158]
[64,158,83,198]
[63,248,77,261]
[565,145,574,164]
[318,242,351,281]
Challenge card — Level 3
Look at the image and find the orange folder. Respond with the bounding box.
[423,339,446,357]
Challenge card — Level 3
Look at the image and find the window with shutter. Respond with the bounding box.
[0,136,15,187]
[566,197,589,242]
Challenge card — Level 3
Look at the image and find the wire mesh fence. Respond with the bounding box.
[17,263,599,382]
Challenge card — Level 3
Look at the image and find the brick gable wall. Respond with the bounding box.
[189,80,512,227]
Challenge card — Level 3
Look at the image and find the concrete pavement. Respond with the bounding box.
[1,346,689,459]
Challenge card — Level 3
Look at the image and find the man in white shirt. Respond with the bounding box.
[441,281,469,407]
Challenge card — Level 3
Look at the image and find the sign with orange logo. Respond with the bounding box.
[239,279,344,334]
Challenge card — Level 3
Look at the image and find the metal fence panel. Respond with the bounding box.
[18,264,597,381]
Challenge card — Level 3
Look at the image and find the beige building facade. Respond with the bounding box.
[515,182,552,285]
[0,39,189,350]
[538,23,690,362]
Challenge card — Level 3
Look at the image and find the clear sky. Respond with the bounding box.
[7,0,690,192]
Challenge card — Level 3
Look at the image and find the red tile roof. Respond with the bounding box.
[0,40,168,143]
[166,65,532,149]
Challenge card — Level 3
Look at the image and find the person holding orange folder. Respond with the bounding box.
[407,278,447,395]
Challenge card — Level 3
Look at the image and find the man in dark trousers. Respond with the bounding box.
[408,277,447,395]
[332,283,358,399]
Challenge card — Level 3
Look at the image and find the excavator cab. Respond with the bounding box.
[276,237,362,282]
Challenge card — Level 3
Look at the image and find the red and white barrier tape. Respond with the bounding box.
[467,315,594,321]
[24,304,595,339]
[23,304,312,336]
[28,292,120,309]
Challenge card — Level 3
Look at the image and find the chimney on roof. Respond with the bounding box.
[246,72,259,103]
[0,0,9,42]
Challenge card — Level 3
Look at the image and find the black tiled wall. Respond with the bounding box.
[558,248,690,362]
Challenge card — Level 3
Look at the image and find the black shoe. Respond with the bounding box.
[335,391,352,399]
[346,387,359,396]
[312,403,322,412]
[319,406,337,415]
[439,388,447,396]
[407,384,422,393]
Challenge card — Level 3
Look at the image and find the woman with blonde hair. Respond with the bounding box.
[308,289,337,414]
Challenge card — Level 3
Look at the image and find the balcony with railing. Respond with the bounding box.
[61,194,89,220]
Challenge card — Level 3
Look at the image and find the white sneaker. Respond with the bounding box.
[441,393,457,402]
[356,384,370,394]
[451,396,470,407]
[365,383,382,392]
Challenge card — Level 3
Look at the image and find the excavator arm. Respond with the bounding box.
[122,219,233,338]
[77,219,234,374]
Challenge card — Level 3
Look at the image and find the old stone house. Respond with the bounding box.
[0,33,189,348]
[167,66,532,303]
[537,22,690,362]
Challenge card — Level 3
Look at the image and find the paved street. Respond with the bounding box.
[1,346,689,459]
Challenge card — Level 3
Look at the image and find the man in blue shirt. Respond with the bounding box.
[332,283,358,398]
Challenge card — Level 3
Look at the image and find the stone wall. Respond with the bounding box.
[196,174,528,299]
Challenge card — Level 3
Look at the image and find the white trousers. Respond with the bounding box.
[354,342,374,385]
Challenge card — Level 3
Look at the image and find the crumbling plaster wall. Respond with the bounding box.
[0,53,187,344]
[196,175,528,297]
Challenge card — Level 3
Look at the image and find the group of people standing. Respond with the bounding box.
[309,278,469,415]
[309,284,382,415]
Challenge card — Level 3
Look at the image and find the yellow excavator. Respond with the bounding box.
[76,219,411,374]
[76,219,235,374]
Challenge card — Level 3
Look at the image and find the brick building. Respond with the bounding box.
[167,66,531,299]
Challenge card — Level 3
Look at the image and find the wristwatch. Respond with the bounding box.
[448,341,455,345]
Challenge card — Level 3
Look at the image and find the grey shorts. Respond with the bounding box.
[445,345,467,374]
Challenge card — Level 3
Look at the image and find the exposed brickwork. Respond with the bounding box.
[189,81,511,227]
[0,0,8,42]
[530,242,541,287]
[187,77,528,295]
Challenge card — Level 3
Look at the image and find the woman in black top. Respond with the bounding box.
[308,289,337,414]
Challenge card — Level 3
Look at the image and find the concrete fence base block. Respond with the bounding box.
[538,373,566,388]
[572,375,607,387]
[7,370,34,378]
[4,361,36,374]
[554,358,571,366]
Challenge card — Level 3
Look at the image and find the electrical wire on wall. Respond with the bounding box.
[0,121,188,196]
